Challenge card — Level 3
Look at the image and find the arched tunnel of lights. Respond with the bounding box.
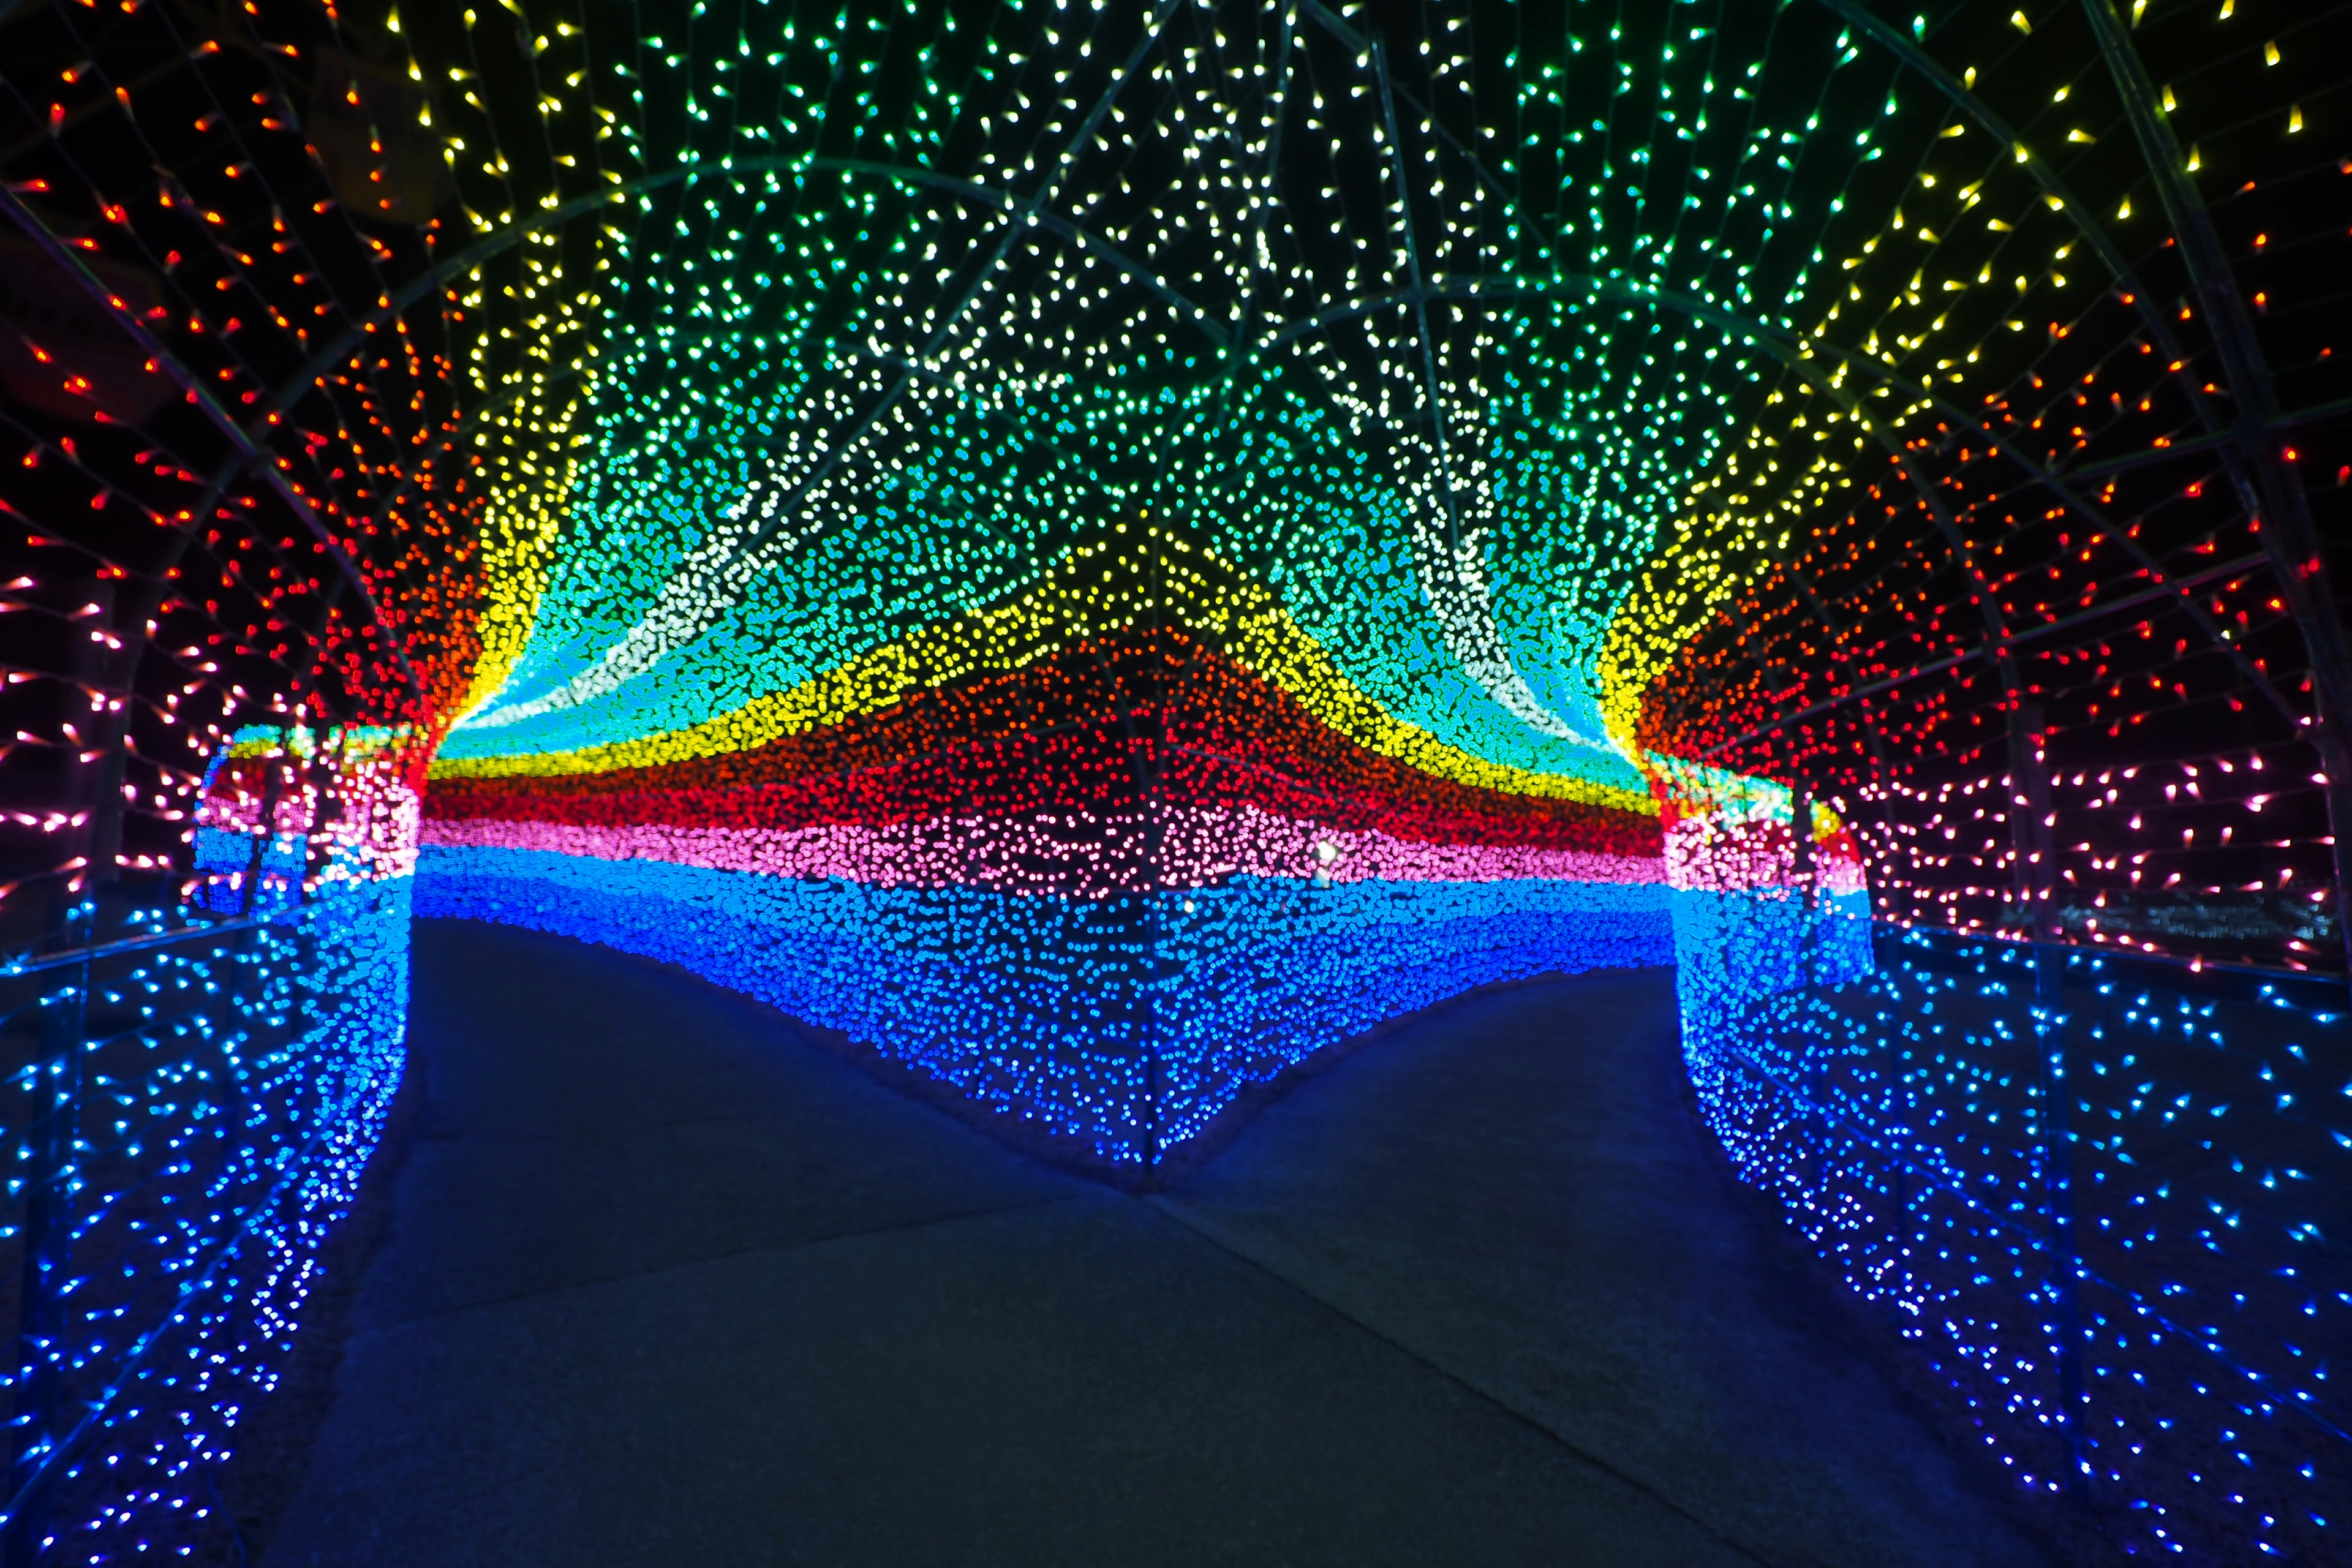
[0,0,2346,1561]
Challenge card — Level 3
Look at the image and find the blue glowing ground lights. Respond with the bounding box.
[414,845,1674,1167]
[2,876,411,1564]
[1679,889,2348,1561]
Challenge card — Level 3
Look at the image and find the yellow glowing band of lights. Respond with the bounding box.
[1596,363,1878,783]
[432,532,1657,817]
[453,439,579,728]
[1597,497,1768,767]
[441,265,600,729]
[1599,505,1852,839]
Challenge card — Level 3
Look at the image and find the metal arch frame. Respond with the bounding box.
[238,3,2098,751]
[1294,0,2302,728]
[443,1,1196,729]
[67,0,2329,951]
[225,149,1231,605]
[1806,0,2246,466]
[1273,270,2296,712]
[1699,548,2270,760]
[8,108,1223,858]
[2076,0,2352,976]
[233,0,2308,715]
[1296,0,2315,747]
[1306,0,2234,481]
[296,157,1220,593]
[1267,263,2290,951]
[1226,0,1301,359]
[246,153,1230,470]
[165,133,1231,717]
[1822,0,2352,968]
[1815,0,2319,723]
[0,181,426,938]
[2064,394,2352,483]
[0,183,420,695]
[145,146,1226,727]
[21,0,2318,701]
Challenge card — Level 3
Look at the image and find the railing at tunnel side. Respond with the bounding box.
[1672,884,2348,1565]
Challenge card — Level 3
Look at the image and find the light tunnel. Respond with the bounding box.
[1,0,2348,1562]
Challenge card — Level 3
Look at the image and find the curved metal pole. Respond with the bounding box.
[178,149,1223,695]
[454,1,1189,729]
[175,144,1227,726]
[229,157,1223,533]
[1371,39,1461,560]
[1308,0,2239,489]
[2064,393,2352,483]
[1821,0,2345,953]
[1292,0,2302,872]
[1800,0,2316,843]
[1287,268,2278,941]
[1808,0,2241,458]
[211,154,1227,688]
[1296,276,2031,861]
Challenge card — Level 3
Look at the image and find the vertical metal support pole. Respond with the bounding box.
[2008,699,2059,942]
[2037,944,2087,1492]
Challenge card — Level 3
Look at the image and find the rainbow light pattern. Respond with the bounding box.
[2,0,2350,1563]
[420,532,1679,1166]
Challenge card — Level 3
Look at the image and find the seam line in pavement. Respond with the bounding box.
[1140,1193,1782,1568]
[351,1193,1090,1335]
[405,1106,812,1144]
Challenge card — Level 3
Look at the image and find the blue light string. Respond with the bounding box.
[1676,892,2348,1559]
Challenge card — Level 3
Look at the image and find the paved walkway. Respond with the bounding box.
[263,921,2054,1567]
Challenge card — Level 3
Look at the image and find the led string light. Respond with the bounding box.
[1,0,2346,1562]
[0,0,492,1557]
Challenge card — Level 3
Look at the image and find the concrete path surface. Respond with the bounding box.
[260,921,2054,1567]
